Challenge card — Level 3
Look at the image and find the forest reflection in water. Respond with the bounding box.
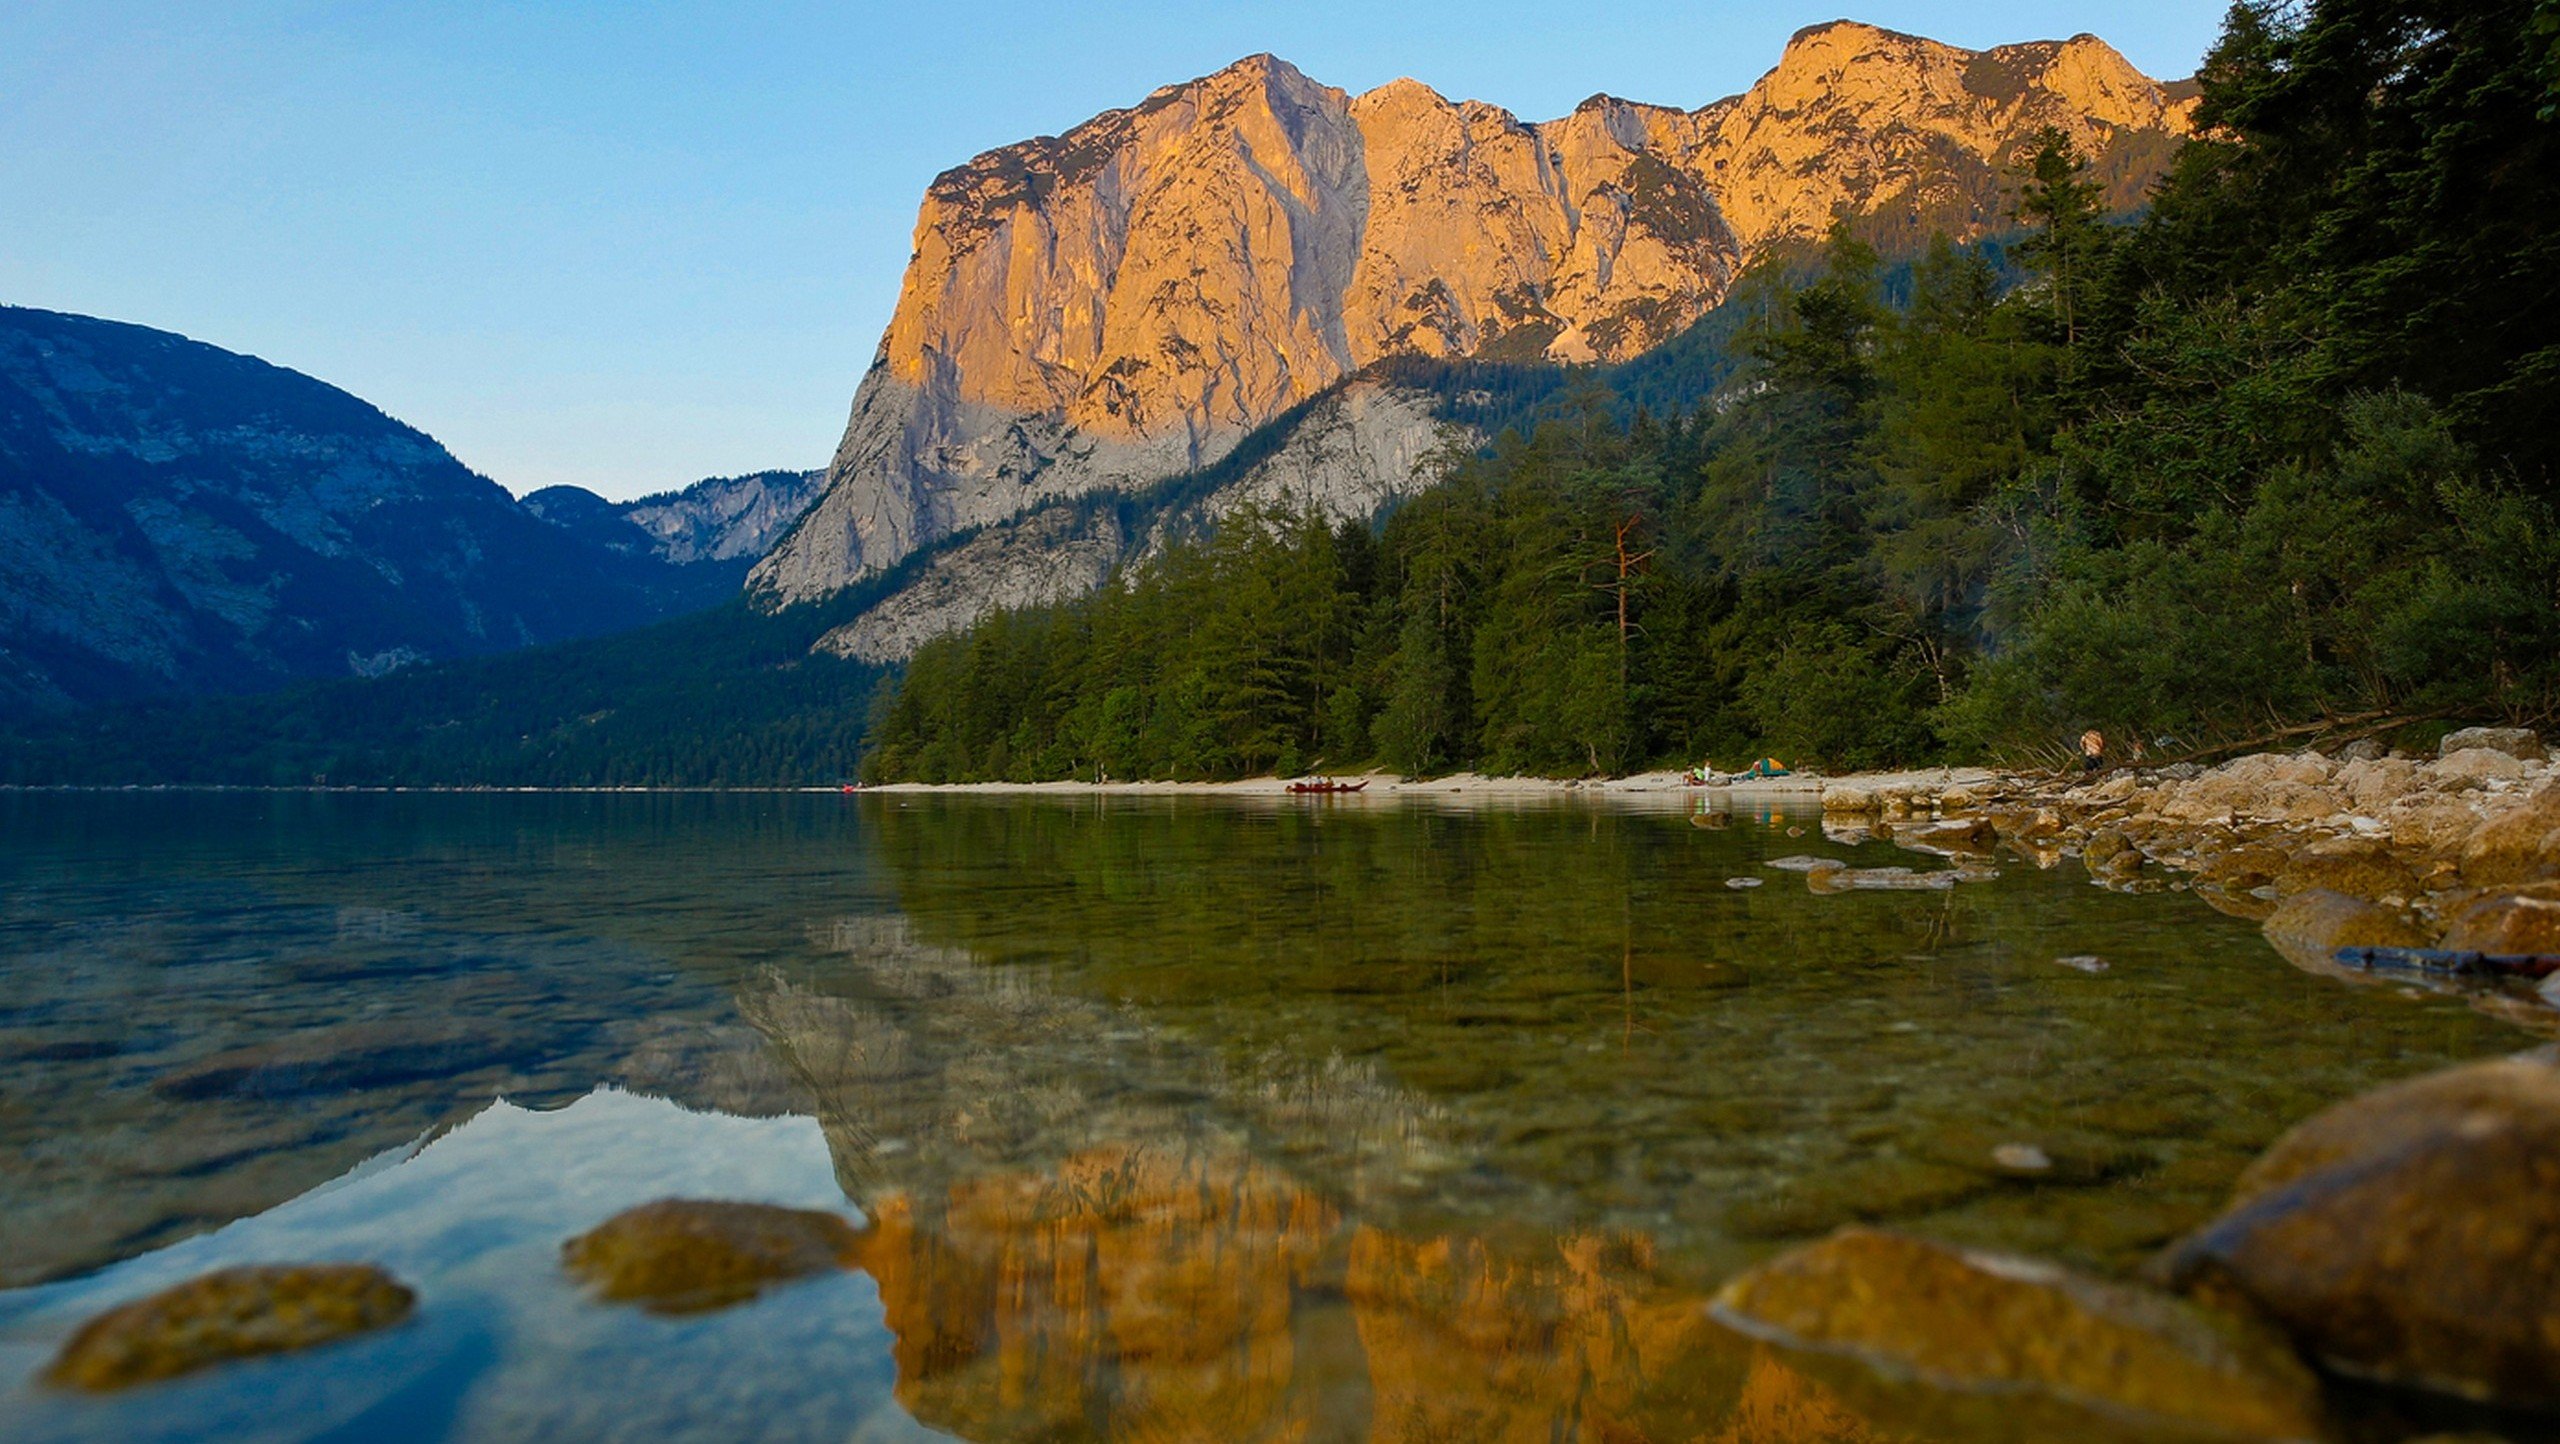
[0,792,2529,1441]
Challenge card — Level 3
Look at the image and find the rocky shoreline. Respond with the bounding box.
[1821,727,2560,1022]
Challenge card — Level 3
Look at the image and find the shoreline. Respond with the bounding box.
[852,765,2003,800]
[0,766,1997,800]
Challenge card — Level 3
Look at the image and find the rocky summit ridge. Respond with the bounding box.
[753,21,2193,605]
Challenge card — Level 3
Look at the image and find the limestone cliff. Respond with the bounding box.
[523,468,824,571]
[811,378,1455,664]
[754,22,2192,605]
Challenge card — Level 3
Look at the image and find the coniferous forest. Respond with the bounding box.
[864,0,2560,783]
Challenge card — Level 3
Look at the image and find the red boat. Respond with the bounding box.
[1286,778,1370,795]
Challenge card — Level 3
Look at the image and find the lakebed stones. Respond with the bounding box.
[2156,1057,2560,1410]
[1709,1228,2330,1443]
[45,1263,414,1390]
[1806,864,1958,893]
[1890,816,1998,853]
[561,1198,863,1313]
[1765,855,1847,874]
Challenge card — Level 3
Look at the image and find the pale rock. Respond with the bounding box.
[1820,786,1881,814]
[2458,781,2560,889]
[2384,793,2485,855]
[2336,756,2420,813]
[2438,726,2545,762]
[753,26,2193,604]
[810,380,1453,663]
[814,508,1128,665]
[2428,748,2528,790]
[2088,774,2140,803]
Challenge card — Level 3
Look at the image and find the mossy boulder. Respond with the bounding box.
[562,1198,862,1313]
[45,1263,414,1390]
[1709,1228,2328,1442]
[2156,1058,2560,1409]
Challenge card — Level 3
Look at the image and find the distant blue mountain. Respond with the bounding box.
[0,306,812,718]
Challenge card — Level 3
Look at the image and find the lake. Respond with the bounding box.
[0,791,2527,1441]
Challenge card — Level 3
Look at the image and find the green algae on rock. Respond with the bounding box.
[561,1198,862,1313]
[2157,1057,2560,1410]
[44,1263,415,1391]
[1710,1228,2330,1443]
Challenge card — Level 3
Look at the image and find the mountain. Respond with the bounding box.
[752,21,2194,608]
[0,306,790,718]
[523,467,825,581]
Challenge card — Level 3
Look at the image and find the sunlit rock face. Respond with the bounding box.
[754,23,2192,602]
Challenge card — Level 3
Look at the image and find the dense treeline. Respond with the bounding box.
[0,591,886,788]
[867,0,2560,782]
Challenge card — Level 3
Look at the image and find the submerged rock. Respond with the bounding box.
[45,1263,414,1390]
[562,1198,862,1313]
[1723,1163,1992,1240]
[2260,889,2428,972]
[1990,1143,2053,1173]
[1908,1123,2150,1187]
[1807,865,1958,893]
[2157,1057,2560,1409]
[1710,1228,2328,1442]
[2054,955,2111,974]
[1765,855,1847,874]
[1893,817,1998,855]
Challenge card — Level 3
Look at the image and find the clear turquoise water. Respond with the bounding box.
[0,792,2528,1441]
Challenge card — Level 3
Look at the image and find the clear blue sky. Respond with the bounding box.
[1,1,2233,500]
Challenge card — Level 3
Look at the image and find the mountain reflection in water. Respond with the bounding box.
[0,793,2533,1441]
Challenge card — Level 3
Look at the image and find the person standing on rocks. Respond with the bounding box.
[2080,729,2106,774]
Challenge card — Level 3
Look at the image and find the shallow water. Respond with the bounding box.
[0,791,2530,1441]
